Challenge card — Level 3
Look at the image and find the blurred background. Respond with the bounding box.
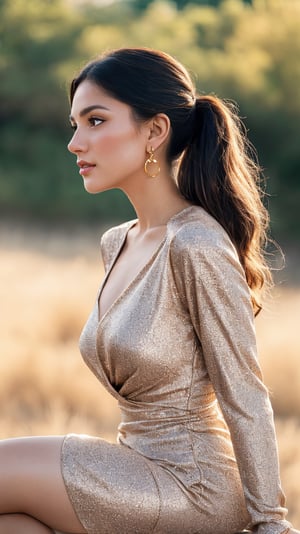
[1,0,300,523]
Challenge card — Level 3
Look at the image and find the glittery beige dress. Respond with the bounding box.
[61,206,291,534]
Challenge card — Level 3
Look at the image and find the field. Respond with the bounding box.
[0,221,299,524]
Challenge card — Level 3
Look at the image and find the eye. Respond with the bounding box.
[89,117,103,127]
[70,123,77,132]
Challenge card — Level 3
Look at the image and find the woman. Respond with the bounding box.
[0,48,298,534]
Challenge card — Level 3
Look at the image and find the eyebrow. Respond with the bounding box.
[69,104,109,122]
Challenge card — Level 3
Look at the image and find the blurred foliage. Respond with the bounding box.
[0,0,300,240]
[131,0,252,11]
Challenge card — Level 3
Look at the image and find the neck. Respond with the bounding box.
[122,171,191,232]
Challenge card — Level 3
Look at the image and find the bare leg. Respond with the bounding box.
[0,513,54,533]
[0,436,87,533]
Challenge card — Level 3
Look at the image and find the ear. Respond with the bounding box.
[146,113,170,153]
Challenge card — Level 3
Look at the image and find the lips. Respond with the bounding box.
[77,160,96,176]
[77,159,96,168]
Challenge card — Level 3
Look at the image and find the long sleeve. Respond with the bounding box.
[170,220,291,534]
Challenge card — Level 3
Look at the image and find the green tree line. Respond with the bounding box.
[131,0,252,10]
[1,0,300,241]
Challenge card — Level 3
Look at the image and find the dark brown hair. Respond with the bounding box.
[70,47,272,314]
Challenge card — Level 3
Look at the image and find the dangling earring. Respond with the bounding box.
[144,146,160,178]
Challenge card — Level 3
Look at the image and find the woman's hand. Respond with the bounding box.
[286,529,300,534]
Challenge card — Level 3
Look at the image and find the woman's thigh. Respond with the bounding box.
[0,436,87,533]
[0,513,54,533]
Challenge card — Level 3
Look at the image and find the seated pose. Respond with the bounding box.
[1,48,299,534]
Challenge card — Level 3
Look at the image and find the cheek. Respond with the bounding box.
[95,128,145,167]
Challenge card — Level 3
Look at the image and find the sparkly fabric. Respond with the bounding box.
[61,206,291,534]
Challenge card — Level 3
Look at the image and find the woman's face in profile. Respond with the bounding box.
[68,80,150,194]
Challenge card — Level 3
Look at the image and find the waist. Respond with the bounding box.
[118,398,229,439]
[117,401,235,487]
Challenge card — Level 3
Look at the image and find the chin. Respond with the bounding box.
[83,176,122,195]
[83,180,103,195]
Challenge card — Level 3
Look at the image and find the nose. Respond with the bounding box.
[67,129,87,154]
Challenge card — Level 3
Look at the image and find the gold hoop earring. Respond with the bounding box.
[144,147,160,178]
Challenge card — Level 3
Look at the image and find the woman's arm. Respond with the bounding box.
[170,222,293,534]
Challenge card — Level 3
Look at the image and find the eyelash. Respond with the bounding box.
[70,117,104,131]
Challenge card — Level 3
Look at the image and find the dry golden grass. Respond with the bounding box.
[0,222,120,441]
[0,222,299,524]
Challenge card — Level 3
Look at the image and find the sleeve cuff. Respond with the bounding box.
[252,521,292,534]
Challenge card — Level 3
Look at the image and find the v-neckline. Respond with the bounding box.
[97,220,167,326]
[97,205,194,327]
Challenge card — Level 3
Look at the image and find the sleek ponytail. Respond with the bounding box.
[70,47,272,314]
[178,95,271,314]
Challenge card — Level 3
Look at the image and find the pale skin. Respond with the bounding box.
[1,79,298,533]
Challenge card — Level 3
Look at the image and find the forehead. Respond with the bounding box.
[70,80,130,117]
